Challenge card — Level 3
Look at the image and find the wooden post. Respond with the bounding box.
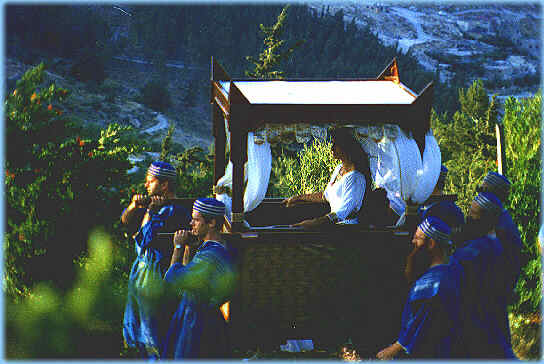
[213,103,226,185]
[230,127,247,232]
[495,122,507,175]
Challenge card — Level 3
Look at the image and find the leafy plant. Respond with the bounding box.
[4,63,142,297]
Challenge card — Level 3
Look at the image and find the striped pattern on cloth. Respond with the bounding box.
[473,191,503,217]
[419,216,451,245]
[482,171,511,197]
[147,161,177,180]
[193,198,225,216]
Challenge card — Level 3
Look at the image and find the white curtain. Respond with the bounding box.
[215,127,272,220]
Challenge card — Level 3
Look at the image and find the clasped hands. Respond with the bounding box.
[131,194,167,213]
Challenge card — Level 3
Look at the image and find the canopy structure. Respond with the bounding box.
[210,57,434,231]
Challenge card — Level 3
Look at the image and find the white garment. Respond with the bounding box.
[324,164,366,224]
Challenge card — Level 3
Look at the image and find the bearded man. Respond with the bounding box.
[377,216,463,359]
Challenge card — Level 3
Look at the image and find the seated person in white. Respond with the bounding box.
[282,127,370,229]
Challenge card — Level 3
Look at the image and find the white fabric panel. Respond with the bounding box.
[244,132,272,212]
[393,130,423,202]
[215,130,272,217]
[412,130,442,204]
[374,134,402,200]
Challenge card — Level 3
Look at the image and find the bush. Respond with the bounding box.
[138,80,171,112]
[4,63,143,297]
[268,139,336,197]
[6,229,129,358]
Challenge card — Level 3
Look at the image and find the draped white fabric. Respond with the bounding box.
[215,129,272,219]
[412,131,441,204]
[356,125,441,211]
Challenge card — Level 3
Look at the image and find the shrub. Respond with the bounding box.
[138,80,171,112]
[4,63,142,297]
[268,139,336,197]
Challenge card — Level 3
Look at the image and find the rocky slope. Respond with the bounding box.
[5,3,541,151]
[308,2,541,99]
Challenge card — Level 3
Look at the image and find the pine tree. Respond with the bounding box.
[245,5,304,79]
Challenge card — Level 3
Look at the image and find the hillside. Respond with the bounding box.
[5,3,541,151]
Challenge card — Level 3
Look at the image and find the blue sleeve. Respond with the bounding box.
[133,206,174,250]
[164,250,221,294]
[398,298,432,354]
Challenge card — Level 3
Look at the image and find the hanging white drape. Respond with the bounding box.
[356,126,441,223]
[215,123,272,220]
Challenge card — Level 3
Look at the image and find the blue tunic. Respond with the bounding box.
[162,240,237,359]
[496,209,522,297]
[397,264,463,358]
[450,234,516,358]
[122,204,191,359]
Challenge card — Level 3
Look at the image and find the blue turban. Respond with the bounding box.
[473,191,503,217]
[419,216,451,245]
[420,201,464,228]
[481,171,511,199]
[436,165,448,189]
[147,161,177,180]
[193,198,225,217]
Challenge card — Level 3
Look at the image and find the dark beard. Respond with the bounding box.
[406,247,432,283]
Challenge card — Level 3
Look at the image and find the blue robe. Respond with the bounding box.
[450,234,516,359]
[162,240,237,359]
[397,264,463,358]
[122,204,191,359]
[496,209,522,298]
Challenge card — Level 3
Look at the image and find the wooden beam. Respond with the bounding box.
[377,58,399,84]
[213,103,226,185]
[230,127,248,232]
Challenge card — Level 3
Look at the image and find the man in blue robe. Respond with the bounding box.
[450,191,516,358]
[162,198,237,359]
[418,166,465,229]
[404,166,464,284]
[376,216,463,359]
[478,171,522,301]
[121,161,191,359]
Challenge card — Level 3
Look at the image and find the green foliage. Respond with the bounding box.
[4,63,143,297]
[432,80,498,212]
[6,229,128,358]
[245,5,304,79]
[137,80,171,112]
[268,140,336,197]
[433,80,542,317]
[160,123,176,161]
[502,93,542,313]
[509,312,542,359]
[175,146,214,198]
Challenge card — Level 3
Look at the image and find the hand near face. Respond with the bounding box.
[173,229,193,247]
[130,194,147,208]
[148,195,167,212]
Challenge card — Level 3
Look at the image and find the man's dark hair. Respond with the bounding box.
[156,176,177,193]
[202,213,225,231]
